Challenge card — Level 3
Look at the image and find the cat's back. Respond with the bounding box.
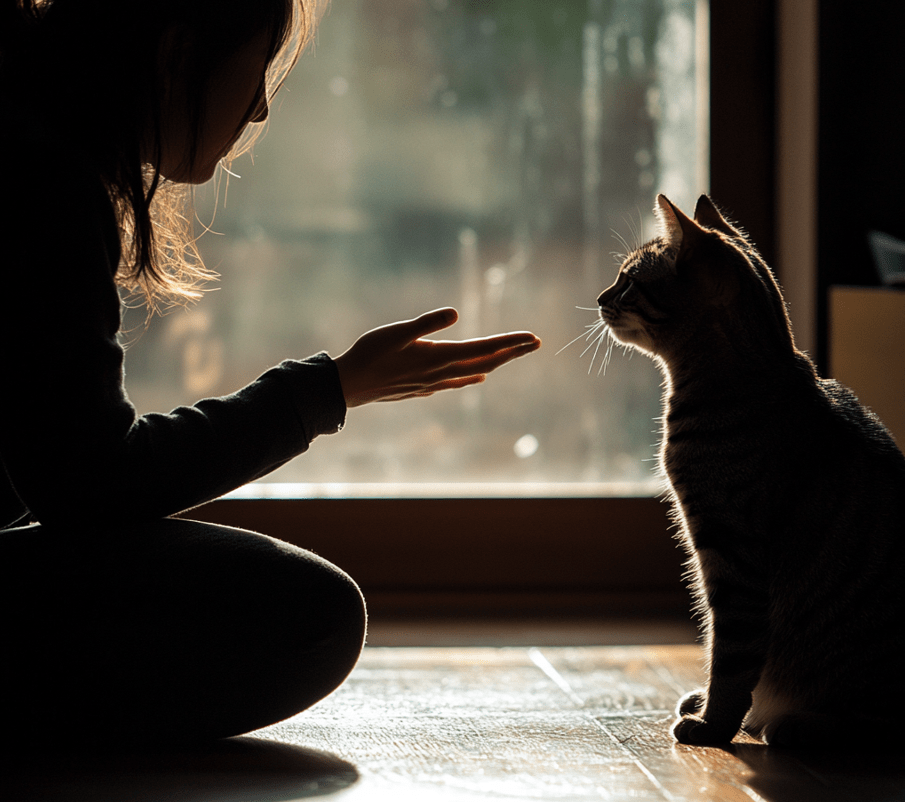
[663,354,905,549]
[705,356,904,479]
[803,374,905,496]
[816,376,903,458]
[735,369,905,629]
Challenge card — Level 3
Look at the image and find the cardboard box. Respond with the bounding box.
[829,286,905,447]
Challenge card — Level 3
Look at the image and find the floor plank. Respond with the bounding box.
[3,644,904,801]
[265,647,671,801]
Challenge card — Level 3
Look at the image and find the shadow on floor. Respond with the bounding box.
[731,742,905,802]
[0,735,359,802]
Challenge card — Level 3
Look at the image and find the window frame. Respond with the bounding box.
[183,0,781,619]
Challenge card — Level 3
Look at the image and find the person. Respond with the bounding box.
[0,0,540,747]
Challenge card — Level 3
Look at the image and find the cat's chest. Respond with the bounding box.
[660,418,747,476]
[659,407,777,508]
[660,389,786,470]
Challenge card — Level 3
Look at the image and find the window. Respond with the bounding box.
[123,0,709,497]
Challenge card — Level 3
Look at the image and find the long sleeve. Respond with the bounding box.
[0,136,346,528]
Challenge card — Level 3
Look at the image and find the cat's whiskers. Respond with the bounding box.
[599,330,619,375]
[586,324,608,375]
[557,307,617,376]
[626,207,645,251]
[556,319,604,356]
[592,324,630,376]
[611,209,645,265]
[578,322,605,358]
[559,303,640,376]
[610,228,632,265]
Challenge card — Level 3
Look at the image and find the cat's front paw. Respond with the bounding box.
[671,714,734,746]
[676,690,705,716]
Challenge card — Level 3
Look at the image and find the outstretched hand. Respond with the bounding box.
[333,308,541,408]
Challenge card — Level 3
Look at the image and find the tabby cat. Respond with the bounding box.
[596,194,905,748]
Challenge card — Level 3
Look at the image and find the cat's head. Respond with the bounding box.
[596,194,793,363]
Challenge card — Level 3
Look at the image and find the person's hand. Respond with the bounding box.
[333,308,541,408]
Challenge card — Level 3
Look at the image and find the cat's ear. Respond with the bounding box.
[659,194,739,306]
[694,195,741,237]
[655,194,702,263]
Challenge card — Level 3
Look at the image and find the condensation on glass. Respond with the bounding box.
[122,0,709,495]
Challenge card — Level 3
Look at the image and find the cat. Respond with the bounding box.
[596,194,905,748]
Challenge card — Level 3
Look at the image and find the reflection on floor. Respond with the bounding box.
[5,637,903,801]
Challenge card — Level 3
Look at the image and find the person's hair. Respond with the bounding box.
[1,0,318,312]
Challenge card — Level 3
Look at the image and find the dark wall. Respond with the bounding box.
[817,4,905,364]
[710,0,776,268]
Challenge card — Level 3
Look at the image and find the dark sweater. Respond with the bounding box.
[0,134,346,529]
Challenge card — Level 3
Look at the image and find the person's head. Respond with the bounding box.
[155,28,274,185]
[2,0,321,310]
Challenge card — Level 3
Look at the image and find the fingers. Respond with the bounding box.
[441,341,537,380]
[367,336,537,402]
[426,332,540,362]
[336,309,541,407]
[397,339,536,397]
[377,374,487,402]
[387,308,539,354]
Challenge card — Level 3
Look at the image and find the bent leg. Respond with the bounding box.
[0,518,366,746]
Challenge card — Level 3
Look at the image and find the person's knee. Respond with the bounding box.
[153,535,367,740]
[299,554,367,687]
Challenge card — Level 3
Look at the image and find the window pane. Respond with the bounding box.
[122,0,707,491]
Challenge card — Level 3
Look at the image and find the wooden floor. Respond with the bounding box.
[5,642,904,801]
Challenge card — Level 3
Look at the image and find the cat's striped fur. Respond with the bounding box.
[597,194,905,747]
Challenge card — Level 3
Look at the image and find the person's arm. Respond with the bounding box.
[0,151,347,525]
[0,151,539,528]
